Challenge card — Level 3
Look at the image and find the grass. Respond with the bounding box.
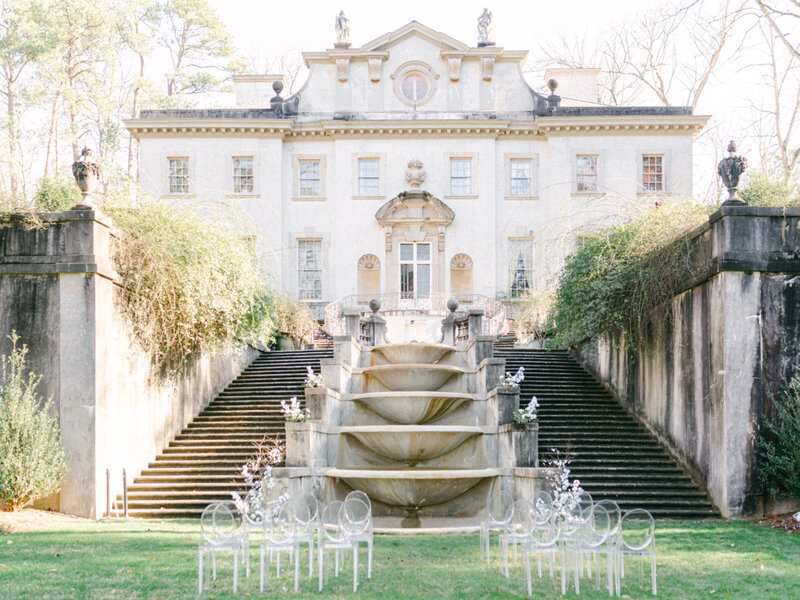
[0,518,799,599]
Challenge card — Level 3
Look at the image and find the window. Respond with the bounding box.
[508,239,533,298]
[450,158,471,195]
[576,155,599,192]
[233,157,254,194]
[299,160,321,196]
[298,240,322,300]
[358,158,380,195]
[400,72,430,103]
[642,155,664,192]
[168,158,189,194]
[510,159,532,197]
[400,242,431,300]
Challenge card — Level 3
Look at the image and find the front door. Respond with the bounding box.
[400,242,431,308]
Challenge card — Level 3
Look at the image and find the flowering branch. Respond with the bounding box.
[281,396,311,422]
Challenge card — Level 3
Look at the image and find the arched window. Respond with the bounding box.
[450,253,473,296]
[358,254,381,299]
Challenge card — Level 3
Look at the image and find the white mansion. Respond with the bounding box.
[127,20,708,320]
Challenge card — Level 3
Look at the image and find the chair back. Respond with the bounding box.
[264,502,297,545]
[531,490,553,525]
[341,497,371,538]
[620,509,655,551]
[345,490,372,512]
[321,500,347,543]
[298,492,320,525]
[201,501,241,545]
[595,499,622,535]
[575,490,593,516]
[585,503,611,544]
[488,490,514,523]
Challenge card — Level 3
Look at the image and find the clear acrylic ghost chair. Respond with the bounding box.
[570,504,613,595]
[290,493,320,577]
[576,490,593,516]
[481,489,514,564]
[595,499,622,593]
[618,509,657,596]
[259,502,305,593]
[500,499,535,578]
[527,491,556,580]
[318,500,352,592]
[198,501,244,594]
[522,520,561,596]
[558,501,584,596]
[341,497,372,592]
[344,490,373,578]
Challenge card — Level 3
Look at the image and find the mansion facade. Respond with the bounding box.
[126,20,708,318]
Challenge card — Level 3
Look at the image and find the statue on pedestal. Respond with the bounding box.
[717,140,748,206]
[477,8,493,47]
[335,10,351,48]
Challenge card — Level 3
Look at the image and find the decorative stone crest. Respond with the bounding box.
[717,140,748,206]
[477,8,494,47]
[71,147,102,209]
[405,160,426,189]
[335,10,351,48]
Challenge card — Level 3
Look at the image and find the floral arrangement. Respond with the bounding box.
[231,435,288,520]
[513,395,539,424]
[280,396,311,422]
[546,449,585,523]
[502,366,525,388]
[303,366,324,388]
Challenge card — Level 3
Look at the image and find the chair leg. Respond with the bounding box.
[260,546,265,593]
[524,548,532,597]
[318,545,324,592]
[353,542,359,592]
[294,542,300,592]
[212,553,216,580]
[198,550,203,594]
[309,537,314,577]
[368,538,373,578]
[651,552,657,595]
[233,549,239,595]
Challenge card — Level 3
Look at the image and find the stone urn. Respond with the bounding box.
[71,147,102,209]
[717,140,747,206]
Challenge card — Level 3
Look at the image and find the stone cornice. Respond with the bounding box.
[123,118,293,140]
[303,51,390,67]
[124,115,708,140]
[535,115,710,137]
[440,49,528,63]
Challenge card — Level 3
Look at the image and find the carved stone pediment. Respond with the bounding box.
[375,190,455,227]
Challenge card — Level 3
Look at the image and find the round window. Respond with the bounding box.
[400,72,430,103]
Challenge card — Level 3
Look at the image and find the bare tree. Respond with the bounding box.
[755,0,800,61]
[537,0,745,111]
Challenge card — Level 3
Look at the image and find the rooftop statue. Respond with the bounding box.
[335,10,351,46]
[477,8,493,46]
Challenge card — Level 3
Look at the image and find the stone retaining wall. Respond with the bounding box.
[575,206,800,517]
[0,208,258,517]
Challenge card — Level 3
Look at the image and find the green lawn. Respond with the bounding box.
[1,519,799,599]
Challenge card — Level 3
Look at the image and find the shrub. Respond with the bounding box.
[0,332,68,511]
[105,201,275,370]
[512,290,555,345]
[741,170,800,207]
[758,374,800,499]
[551,200,713,350]
[269,292,317,347]
[33,174,81,212]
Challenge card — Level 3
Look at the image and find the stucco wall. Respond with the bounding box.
[0,209,258,517]
[575,206,800,517]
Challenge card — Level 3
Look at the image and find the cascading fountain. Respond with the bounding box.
[283,302,541,530]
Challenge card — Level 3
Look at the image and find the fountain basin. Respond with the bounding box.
[351,392,473,424]
[326,467,498,508]
[370,342,455,366]
[361,364,464,392]
[341,426,481,464]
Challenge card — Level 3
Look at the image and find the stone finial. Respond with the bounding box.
[71,147,102,210]
[405,159,426,189]
[546,78,561,115]
[368,298,381,314]
[446,298,459,313]
[717,139,748,206]
[477,8,494,47]
[335,10,351,48]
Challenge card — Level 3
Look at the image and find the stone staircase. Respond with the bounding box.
[120,349,333,518]
[495,347,718,519]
